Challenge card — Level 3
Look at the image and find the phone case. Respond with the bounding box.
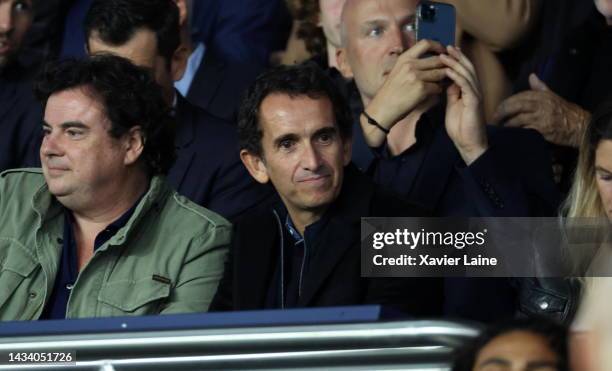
[416,1,456,47]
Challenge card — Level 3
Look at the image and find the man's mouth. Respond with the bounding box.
[298,174,330,183]
[0,40,11,54]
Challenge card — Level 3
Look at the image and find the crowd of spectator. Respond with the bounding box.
[1,0,611,368]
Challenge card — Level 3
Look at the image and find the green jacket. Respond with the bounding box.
[0,169,230,320]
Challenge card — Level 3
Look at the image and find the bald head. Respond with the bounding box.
[336,0,419,101]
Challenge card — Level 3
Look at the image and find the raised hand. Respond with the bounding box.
[440,46,488,165]
[494,73,591,148]
[362,40,447,147]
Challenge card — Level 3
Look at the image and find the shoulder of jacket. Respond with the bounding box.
[169,192,232,229]
[0,169,45,203]
[0,168,45,186]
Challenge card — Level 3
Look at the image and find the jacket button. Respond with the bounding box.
[57,237,63,244]
[29,292,37,299]
[539,301,549,310]
[66,284,74,290]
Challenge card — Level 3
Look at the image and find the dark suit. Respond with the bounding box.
[185,50,262,122]
[351,108,560,322]
[210,165,443,315]
[191,0,291,67]
[169,95,271,221]
[352,109,560,218]
[0,80,42,172]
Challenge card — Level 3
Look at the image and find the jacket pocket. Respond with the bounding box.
[97,277,171,316]
[0,238,40,316]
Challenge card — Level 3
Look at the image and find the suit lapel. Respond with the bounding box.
[187,51,225,112]
[167,96,197,193]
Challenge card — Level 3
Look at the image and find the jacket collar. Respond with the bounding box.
[267,164,374,306]
[32,176,171,249]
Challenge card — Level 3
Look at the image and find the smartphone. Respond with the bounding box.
[415,1,456,48]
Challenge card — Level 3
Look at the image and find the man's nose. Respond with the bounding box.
[0,5,14,34]
[388,24,411,56]
[40,132,62,158]
[301,143,323,172]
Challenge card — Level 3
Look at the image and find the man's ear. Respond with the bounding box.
[240,149,270,184]
[171,45,190,81]
[123,126,145,166]
[336,48,354,79]
[342,136,353,166]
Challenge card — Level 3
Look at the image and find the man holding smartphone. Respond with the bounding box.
[336,0,562,322]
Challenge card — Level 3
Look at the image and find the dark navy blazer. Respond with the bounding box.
[169,95,273,221]
[351,109,560,322]
[0,81,41,172]
[185,50,262,122]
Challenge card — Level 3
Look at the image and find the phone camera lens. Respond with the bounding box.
[421,4,436,21]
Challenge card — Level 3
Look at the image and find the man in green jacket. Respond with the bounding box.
[0,55,230,321]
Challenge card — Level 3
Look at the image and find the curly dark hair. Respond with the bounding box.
[452,317,569,371]
[238,62,352,157]
[34,54,176,175]
[289,0,327,58]
[84,0,180,64]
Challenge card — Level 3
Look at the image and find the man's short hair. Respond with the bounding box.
[238,62,352,157]
[84,0,180,63]
[34,54,176,175]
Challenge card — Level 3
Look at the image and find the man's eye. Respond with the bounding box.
[599,174,612,181]
[368,27,383,37]
[318,133,333,144]
[279,139,295,150]
[13,1,32,13]
[403,23,415,33]
[66,130,83,138]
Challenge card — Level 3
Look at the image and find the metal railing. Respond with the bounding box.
[0,318,481,370]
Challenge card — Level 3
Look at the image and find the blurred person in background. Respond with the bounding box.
[436,0,543,123]
[279,0,346,69]
[0,0,42,171]
[496,0,612,195]
[452,318,568,371]
[571,277,612,371]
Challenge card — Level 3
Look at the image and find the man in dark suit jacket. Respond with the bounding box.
[0,81,41,172]
[172,0,264,122]
[211,63,441,314]
[58,0,263,122]
[0,0,44,172]
[82,0,271,221]
[336,0,560,322]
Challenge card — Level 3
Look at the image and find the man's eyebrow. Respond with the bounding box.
[399,13,416,24]
[476,357,511,368]
[595,165,612,174]
[60,122,89,130]
[313,126,338,137]
[360,19,388,31]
